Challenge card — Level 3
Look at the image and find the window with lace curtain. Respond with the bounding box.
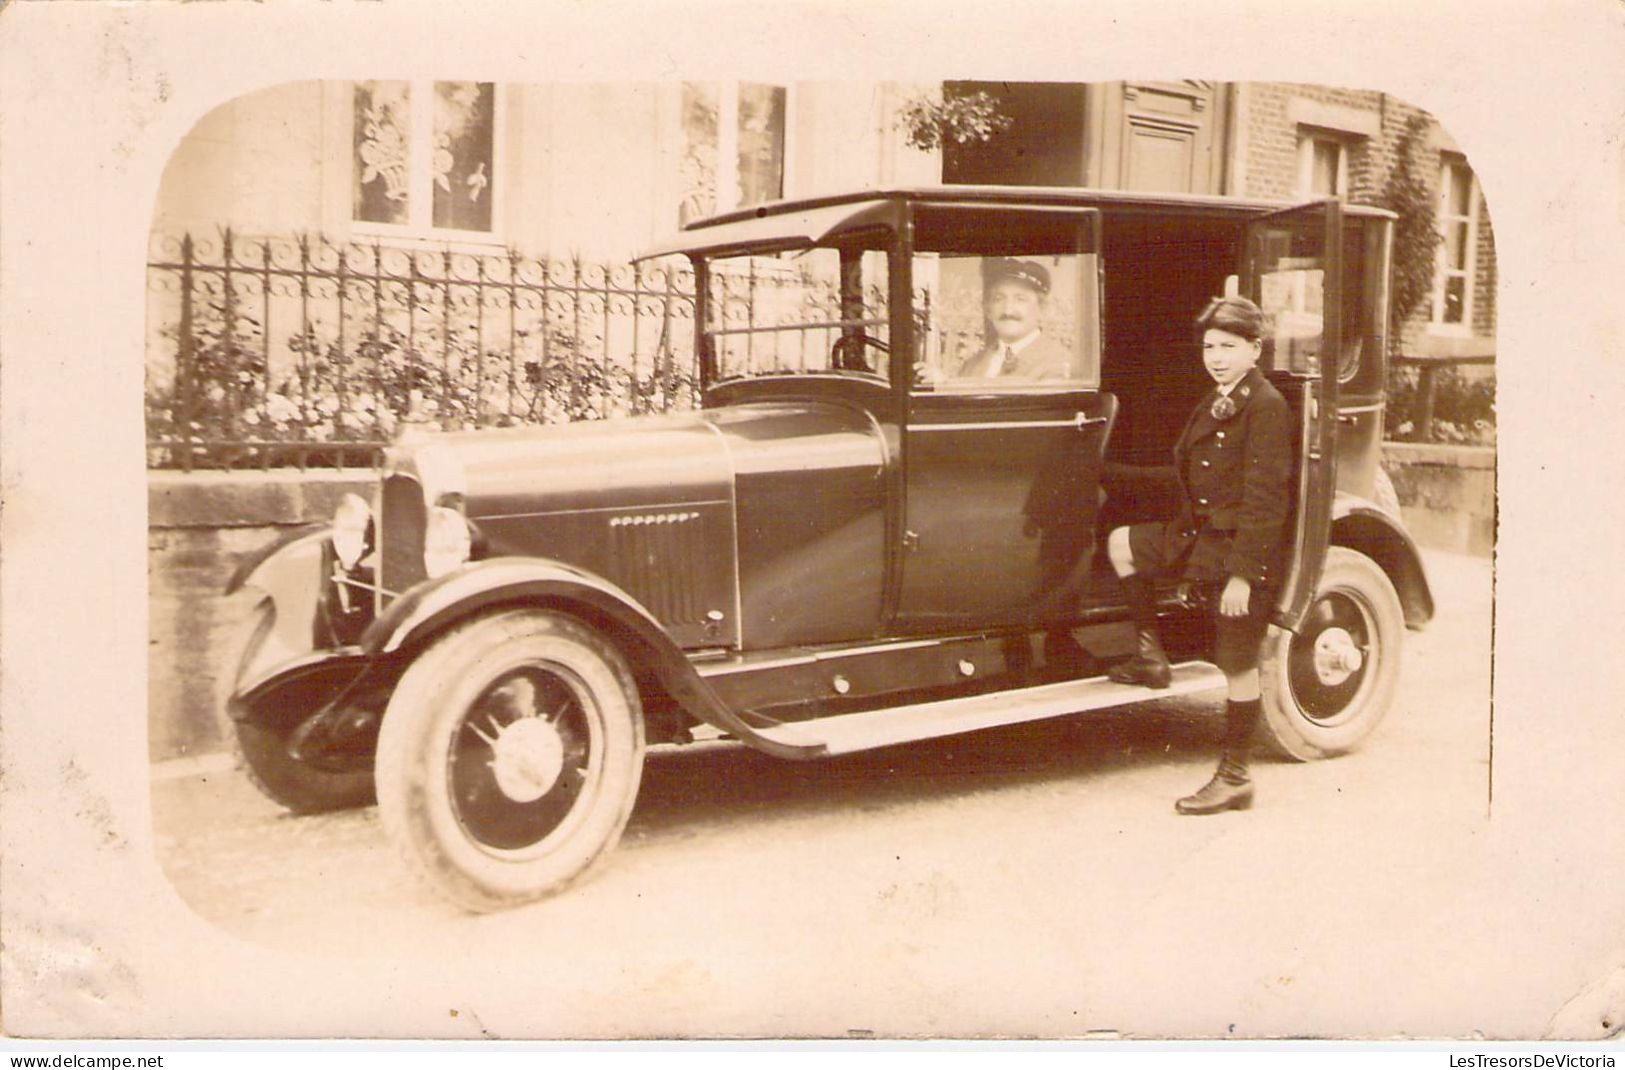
[677,82,788,226]
[352,80,500,240]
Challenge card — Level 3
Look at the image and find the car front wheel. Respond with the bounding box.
[235,720,377,814]
[229,598,377,814]
[1258,547,1405,760]
[375,608,645,912]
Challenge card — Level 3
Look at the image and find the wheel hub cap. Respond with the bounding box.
[1312,627,1365,686]
[486,717,566,803]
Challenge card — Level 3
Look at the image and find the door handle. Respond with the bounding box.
[1074,412,1109,430]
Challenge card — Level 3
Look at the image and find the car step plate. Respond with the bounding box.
[754,661,1227,756]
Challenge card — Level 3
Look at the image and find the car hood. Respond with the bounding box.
[386,400,885,519]
[389,411,733,518]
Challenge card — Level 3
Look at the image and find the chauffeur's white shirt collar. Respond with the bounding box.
[985,329,1041,376]
[1003,329,1042,356]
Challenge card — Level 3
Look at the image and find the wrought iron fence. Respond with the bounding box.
[145,230,701,469]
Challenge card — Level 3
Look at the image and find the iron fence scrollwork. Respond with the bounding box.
[145,229,701,470]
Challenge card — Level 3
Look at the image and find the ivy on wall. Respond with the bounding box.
[1379,113,1443,350]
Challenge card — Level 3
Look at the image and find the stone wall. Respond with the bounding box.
[148,470,371,762]
[1381,443,1496,558]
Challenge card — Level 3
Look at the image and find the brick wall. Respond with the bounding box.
[1473,205,1497,337]
[1239,83,1394,202]
[1240,83,1495,360]
[1240,84,1296,200]
[1393,183,1496,356]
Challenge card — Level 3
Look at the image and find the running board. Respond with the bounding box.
[753,662,1226,757]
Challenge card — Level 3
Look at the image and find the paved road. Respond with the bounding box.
[152,549,1497,1039]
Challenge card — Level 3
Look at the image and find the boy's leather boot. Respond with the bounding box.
[1176,699,1261,815]
[1107,574,1172,689]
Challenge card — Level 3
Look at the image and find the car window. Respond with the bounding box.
[911,251,1101,392]
[907,205,1101,393]
[1249,210,1348,380]
[704,242,892,383]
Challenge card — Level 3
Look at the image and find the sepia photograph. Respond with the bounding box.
[2,0,1622,1047]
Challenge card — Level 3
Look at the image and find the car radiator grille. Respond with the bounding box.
[607,511,708,627]
[378,473,426,610]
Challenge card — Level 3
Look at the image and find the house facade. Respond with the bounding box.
[152,80,941,262]
[147,78,1494,457]
[934,80,1493,361]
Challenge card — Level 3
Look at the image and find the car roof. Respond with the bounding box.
[637,199,896,261]
[637,185,1395,260]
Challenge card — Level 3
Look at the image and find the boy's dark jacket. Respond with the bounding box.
[1161,366,1293,586]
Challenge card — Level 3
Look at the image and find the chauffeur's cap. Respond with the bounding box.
[981,257,1051,295]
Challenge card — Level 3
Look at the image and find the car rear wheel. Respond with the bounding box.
[375,608,645,912]
[1258,547,1405,760]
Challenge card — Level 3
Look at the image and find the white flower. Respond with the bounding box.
[266,395,300,423]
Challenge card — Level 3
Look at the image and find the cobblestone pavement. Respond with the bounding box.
[151,549,1516,1038]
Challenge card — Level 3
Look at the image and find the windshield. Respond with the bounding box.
[703,236,893,384]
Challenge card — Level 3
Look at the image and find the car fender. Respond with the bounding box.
[360,557,827,761]
[225,525,344,697]
[226,522,328,596]
[1331,492,1436,629]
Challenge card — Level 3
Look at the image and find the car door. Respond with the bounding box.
[1239,197,1343,629]
[892,205,1110,632]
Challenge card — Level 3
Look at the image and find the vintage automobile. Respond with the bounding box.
[225,186,1434,911]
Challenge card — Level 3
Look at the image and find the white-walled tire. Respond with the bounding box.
[375,609,645,912]
[1259,547,1405,761]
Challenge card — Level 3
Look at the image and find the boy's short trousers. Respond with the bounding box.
[1125,520,1276,675]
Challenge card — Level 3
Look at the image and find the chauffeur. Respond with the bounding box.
[1104,295,1292,815]
[955,258,1075,380]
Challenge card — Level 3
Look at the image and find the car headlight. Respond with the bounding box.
[424,505,473,579]
[331,493,373,571]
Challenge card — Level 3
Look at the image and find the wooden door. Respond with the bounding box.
[1089,81,1227,194]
